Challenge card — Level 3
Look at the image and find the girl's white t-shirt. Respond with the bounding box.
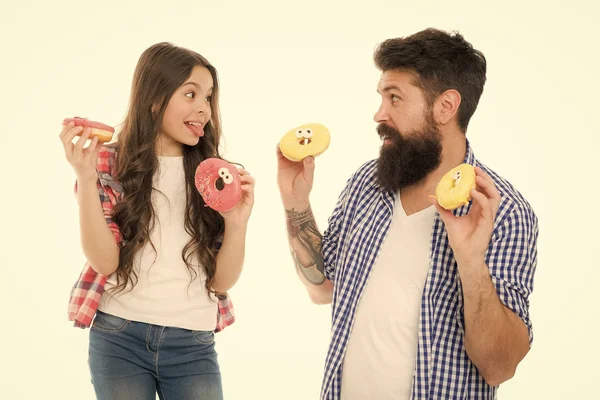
[98,155,218,331]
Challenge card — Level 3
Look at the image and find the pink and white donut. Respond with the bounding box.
[62,116,115,142]
[195,158,242,212]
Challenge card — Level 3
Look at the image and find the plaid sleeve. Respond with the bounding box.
[322,175,352,283]
[486,203,539,346]
[213,232,234,332]
[68,146,122,328]
[68,265,107,328]
[73,146,123,244]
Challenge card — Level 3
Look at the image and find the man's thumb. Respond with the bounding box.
[303,156,315,180]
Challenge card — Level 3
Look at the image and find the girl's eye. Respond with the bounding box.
[186,92,195,99]
[205,95,212,102]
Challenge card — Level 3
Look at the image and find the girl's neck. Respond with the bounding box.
[155,135,184,157]
[157,152,184,158]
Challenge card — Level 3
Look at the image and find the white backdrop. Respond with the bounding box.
[1,0,599,398]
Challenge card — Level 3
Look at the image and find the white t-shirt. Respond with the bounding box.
[341,194,435,399]
[99,155,218,331]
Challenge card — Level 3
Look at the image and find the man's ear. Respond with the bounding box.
[435,89,461,126]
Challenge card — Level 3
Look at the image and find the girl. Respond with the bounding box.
[61,42,254,400]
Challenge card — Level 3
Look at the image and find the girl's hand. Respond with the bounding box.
[59,122,101,183]
[219,168,255,229]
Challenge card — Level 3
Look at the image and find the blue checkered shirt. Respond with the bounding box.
[320,141,538,399]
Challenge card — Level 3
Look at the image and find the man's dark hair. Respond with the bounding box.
[374,28,487,132]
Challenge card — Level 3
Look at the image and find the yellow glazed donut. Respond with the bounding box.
[434,164,477,210]
[279,123,331,162]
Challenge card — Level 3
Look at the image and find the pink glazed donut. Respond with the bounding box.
[195,158,242,212]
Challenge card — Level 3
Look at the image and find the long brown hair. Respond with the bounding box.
[110,42,225,296]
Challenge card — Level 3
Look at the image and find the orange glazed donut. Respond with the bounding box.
[62,117,115,142]
[195,158,242,212]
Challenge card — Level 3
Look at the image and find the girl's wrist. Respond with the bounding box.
[222,217,248,233]
[76,175,98,188]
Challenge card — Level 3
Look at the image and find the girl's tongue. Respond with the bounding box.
[186,123,204,137]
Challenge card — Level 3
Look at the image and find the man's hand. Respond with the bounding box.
[430,166,501,266]
[277,144,314,209]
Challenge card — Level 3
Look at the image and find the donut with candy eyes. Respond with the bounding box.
[434,164,477,210]
[279,122,331,161]
[194,158,242,212]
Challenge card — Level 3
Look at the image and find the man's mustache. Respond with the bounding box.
[377,123,401,140]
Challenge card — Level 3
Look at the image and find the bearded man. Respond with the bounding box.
[276,27,539,400]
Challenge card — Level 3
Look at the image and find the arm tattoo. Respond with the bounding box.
[286,206,326,285]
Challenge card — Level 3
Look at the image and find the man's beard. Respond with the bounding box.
[376,113,442,192]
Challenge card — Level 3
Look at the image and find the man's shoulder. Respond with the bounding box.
[477,160,538,227]
[329,158,381,213]
[347,158,379,187]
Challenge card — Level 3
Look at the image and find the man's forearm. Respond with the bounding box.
[285,204,333,303]
[286,205,325,284]
[460,260,529,386]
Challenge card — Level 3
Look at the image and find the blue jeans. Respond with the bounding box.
[88,311,223,400]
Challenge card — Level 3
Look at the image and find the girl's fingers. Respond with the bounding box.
[239,174,255,185]
[59,121,75,139]
[61,126,83,160]
[73,128,91,158]
[86,136,100,161]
